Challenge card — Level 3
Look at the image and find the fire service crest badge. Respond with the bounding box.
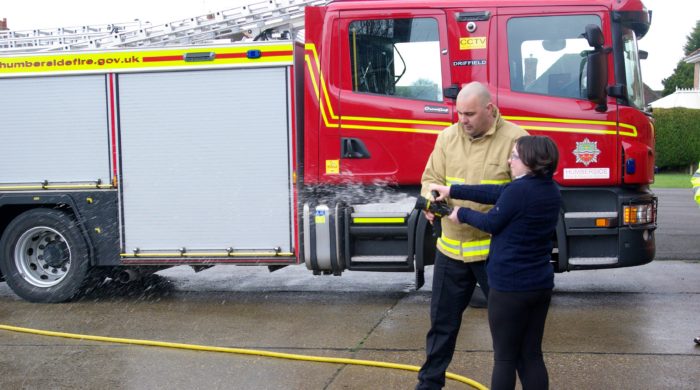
[573,138,600,166]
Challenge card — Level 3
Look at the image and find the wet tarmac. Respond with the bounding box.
[1,188,699,389]
[1,259,698,390]
[654,188,700,260]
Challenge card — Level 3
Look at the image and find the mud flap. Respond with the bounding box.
[414,213,436,290]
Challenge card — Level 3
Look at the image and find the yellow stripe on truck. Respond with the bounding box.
[0,44,293,76]
[353,217,406,224]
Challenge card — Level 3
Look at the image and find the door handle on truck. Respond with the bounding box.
[341,138,371,159]
[443,84,460,100]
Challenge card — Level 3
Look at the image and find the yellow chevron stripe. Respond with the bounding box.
[305,53,338,129]
[304,44,639,138]
[340,124,442,134]
[503,115,638,137]
[519,125,617,135]
[304,44,448,133]
[342,115,450,126]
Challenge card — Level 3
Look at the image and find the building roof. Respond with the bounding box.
[643,83,662,104]
[649,88,700,109]
[685,48,700,64]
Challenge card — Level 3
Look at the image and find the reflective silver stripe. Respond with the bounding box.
[438,237,461,255]
[461,239,490,257]
[439,235,490,258]
[446,176,465,185]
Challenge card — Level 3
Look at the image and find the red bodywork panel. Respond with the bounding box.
[301,0,653,187]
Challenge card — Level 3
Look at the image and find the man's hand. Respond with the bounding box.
[428,184,450,201]
[423,210,436,223]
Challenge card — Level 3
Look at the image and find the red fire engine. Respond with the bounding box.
[0,0,656,302]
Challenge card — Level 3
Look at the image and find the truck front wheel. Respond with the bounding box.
[0,209,91,303]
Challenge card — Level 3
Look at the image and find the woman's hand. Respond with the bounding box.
[447,206,460,224]
[428,184,450,201]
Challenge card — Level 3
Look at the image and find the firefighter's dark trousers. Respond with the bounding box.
[416,251,489,390]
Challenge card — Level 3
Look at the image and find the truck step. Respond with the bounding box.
[350,255,408,262]
[348,256,413,272]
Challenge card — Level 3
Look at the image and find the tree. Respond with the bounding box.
[683,20,700,55]
[661,62,694,96]
[661,20,700,96]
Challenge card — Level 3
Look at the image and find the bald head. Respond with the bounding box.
[455,82,496,138]
[457,81,492,107]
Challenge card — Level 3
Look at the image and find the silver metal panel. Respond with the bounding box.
[569,257,619,265]
[333,204,346,270]
[313,205,332,270]
[0,75,110,183]
[118,68,292,252]
[303,204,312,268]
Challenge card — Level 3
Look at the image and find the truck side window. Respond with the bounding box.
[507,15,601,99]
[349,18,442,102]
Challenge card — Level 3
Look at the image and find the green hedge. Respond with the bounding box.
[653,108,700,170]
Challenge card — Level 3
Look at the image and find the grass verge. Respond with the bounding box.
[652,173,692,189]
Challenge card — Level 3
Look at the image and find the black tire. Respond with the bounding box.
[0,209,91,303]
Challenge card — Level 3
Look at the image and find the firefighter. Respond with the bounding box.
[693,162,700,346]
[416,82,528,390]
[693,161,700,208]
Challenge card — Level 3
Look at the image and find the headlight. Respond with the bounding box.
[623,202,656,225]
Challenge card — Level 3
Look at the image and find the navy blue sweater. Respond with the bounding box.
[450,175,561,292]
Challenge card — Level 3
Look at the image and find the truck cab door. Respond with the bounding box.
[495,8,620,187]
[333,10,453,185]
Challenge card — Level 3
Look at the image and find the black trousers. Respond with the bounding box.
[416,251,489,390]
[488,288,552,390]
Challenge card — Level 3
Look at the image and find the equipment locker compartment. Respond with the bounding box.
[0,75,111,185]
[118,67,295,255]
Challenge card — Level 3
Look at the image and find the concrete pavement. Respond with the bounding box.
[0,259,698,389]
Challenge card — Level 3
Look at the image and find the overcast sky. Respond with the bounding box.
[2,0,697,90]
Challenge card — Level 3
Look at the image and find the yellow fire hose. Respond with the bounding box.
[0,324,488,389]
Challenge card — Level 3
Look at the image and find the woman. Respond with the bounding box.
[430,135,561,390]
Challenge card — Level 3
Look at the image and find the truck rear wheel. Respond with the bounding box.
[0,209,91,303]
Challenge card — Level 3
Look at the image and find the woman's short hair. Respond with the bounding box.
[516,136,559,178]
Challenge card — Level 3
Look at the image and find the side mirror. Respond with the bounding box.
[586,50,607,112]
[582,24,608,112]
[583,24,604,49]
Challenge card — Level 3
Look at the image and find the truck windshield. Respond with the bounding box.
[507,14,601,100]
[621,27,645,109]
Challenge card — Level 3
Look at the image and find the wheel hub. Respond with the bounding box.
[14,226,72,287]
[41,239,70,268]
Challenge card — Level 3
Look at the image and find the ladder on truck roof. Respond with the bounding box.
[0,0,326,53]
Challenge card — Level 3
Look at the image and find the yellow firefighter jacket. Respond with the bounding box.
[421,109,528,263]
[693,162,700,207]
